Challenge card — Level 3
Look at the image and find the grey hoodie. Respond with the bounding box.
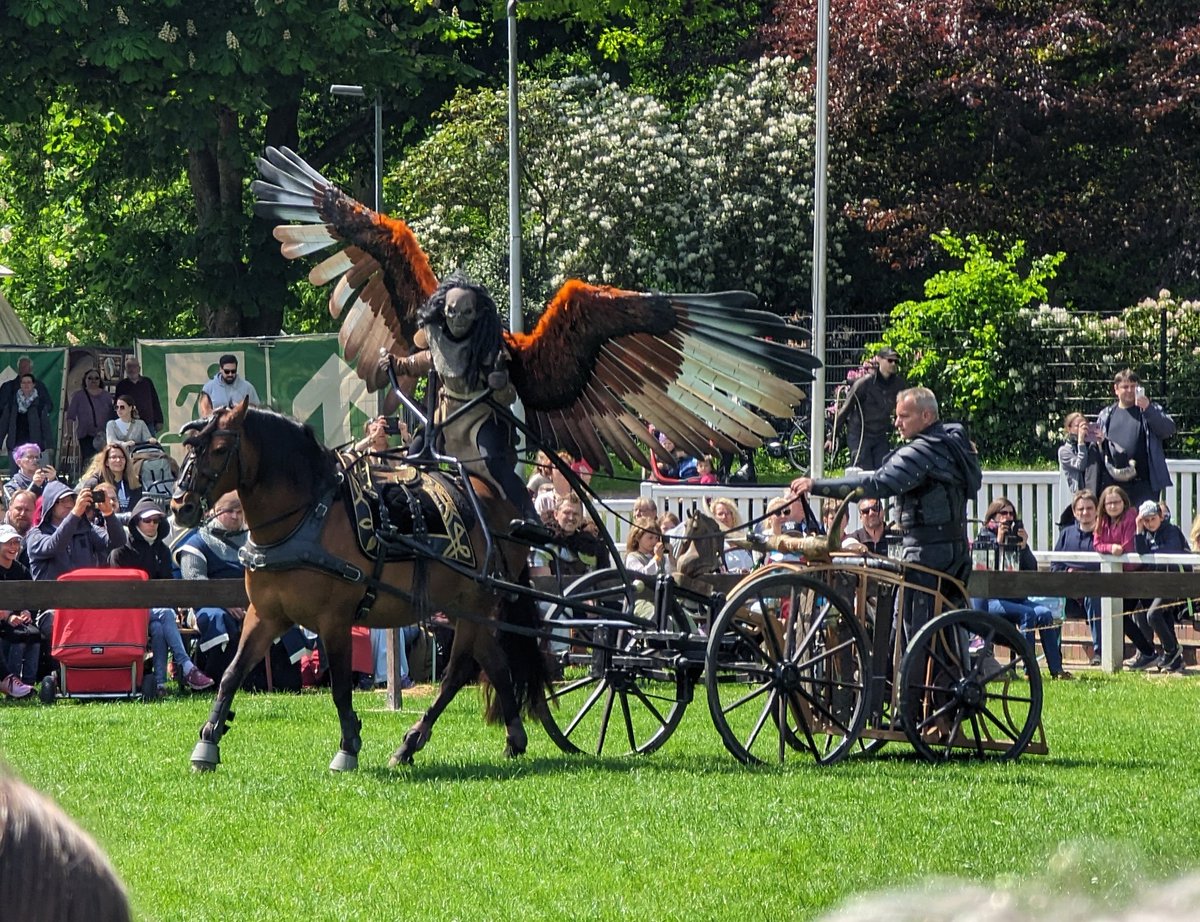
[26,479,127,581]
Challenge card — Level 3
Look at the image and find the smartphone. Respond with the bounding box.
[1136,385,1146,399]
[383,416,404,435]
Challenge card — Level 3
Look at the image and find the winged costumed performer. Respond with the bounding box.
[252,146,819,533]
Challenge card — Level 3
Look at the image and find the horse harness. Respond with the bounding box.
[237,451,480,621]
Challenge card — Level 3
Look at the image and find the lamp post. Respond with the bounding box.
[809,0,830,478]
[332,82,400,706]
[507,0,524,337]
[330,83,383,214]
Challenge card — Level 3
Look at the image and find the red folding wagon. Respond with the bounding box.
[42,568,153,702]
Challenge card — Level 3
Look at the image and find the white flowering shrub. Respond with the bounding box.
[392,58,840,316]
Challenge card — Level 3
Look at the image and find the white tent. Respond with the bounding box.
[0,264,35,345]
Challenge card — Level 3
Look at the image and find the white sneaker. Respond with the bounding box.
[0,674,33,698]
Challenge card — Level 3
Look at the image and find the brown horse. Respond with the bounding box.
[171,398,550,772]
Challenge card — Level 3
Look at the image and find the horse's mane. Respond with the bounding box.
[242,406,338,495]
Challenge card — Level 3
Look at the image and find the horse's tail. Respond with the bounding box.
[482,568,551,724]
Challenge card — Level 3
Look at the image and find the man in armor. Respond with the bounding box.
[381,276,540,528]
[790,387,982,632]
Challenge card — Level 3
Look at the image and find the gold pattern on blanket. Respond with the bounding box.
[338,450,476,568]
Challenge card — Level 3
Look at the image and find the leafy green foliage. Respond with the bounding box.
[0,0,483,339]
[880,232,1065,458]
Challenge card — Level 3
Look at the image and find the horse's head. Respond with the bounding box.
[171,398,250,527]
[675,509,723,578]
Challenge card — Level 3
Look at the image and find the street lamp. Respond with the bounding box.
[506,0,524,336]
[330,83,383,214]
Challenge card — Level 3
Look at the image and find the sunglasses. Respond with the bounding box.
[221,367,238,374]
[858,504,881,513]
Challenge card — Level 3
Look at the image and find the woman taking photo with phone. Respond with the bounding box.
[970,497,1073,680]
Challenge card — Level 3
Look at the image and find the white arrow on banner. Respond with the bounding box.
[292,353,375,445]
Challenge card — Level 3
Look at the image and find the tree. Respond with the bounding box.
[879,232,1066,459]
[0,0,484,339]
[393,58,841,318]
[761,0,1200,313]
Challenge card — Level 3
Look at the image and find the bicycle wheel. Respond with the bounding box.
[784,417,810,473]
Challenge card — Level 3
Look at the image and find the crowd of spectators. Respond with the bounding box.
[1,358,230,699]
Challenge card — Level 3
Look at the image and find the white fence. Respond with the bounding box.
[625,460,1200,552]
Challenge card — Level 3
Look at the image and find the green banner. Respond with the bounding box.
[137,336,375,459]
[0,347,67,462]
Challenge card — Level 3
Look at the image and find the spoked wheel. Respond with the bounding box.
[705,572,869,766]
[898,608,1043,762]
[540,568,694,756]
[783,417,810,473]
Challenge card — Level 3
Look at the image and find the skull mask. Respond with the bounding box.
[443,287,478,339]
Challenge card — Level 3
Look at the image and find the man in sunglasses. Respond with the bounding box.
[844,499,890,555]
[830,346,907,470]
[198,354,260,417]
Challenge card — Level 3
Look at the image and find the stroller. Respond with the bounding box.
[129,443,180,509]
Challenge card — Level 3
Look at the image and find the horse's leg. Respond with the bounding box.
[474,632,528,759]
[324,627,362,772]
[190,607,280,772]
[389,625,479,767]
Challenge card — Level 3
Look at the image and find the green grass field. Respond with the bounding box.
[1,672,1197,921]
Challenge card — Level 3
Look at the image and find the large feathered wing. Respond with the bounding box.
[507,280,819,474]
[251,146,438,391]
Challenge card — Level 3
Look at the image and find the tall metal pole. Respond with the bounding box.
[373,88,383,214]
[809,0,830,478]
[507,0,524,337]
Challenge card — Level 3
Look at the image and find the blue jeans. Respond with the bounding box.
[148,607,196,686]
[370,626,418,681]
[1,636,40,684]
[972,597,1065,674]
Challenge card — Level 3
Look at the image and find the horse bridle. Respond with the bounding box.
[177,413,243,516]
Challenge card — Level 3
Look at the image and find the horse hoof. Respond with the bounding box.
[387,751,413,768]
[190,739,220,771]
[504,744,527,759]
[329,750,359,772]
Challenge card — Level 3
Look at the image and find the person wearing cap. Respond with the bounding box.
[0,523,38,697]
[197,354,260,417]
[114,355,164,437]
[110,498,214,694]
[830,346,908,470]
[1132,499,1190,674]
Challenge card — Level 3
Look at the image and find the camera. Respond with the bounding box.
[383,416,404,436]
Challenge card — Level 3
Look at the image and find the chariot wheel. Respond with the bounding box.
[705,572,869,766]
[783,417,810,473]
[898,608,1043,762]
[540,568,694,756]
